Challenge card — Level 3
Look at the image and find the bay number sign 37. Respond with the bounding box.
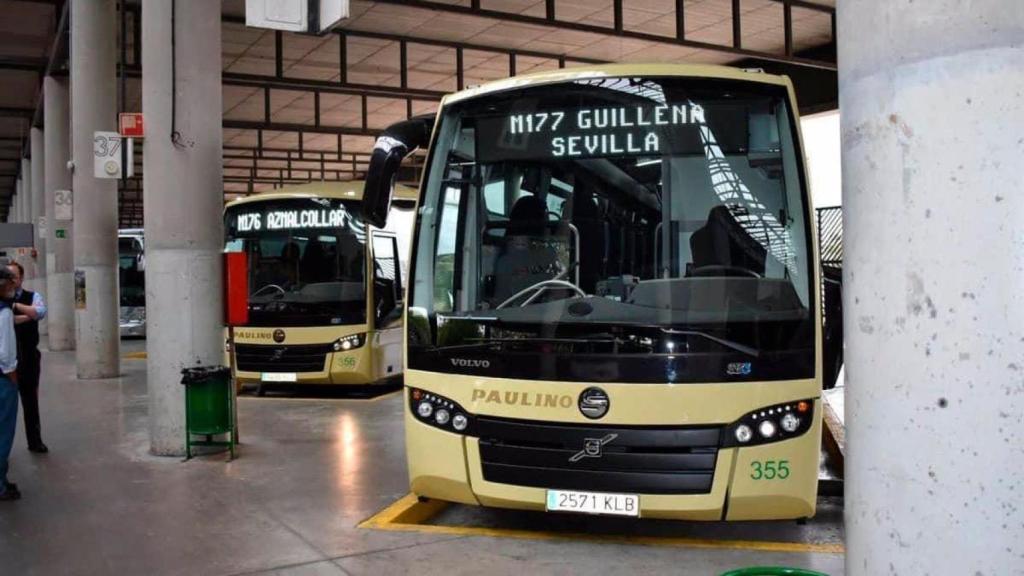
[93,131,134,179]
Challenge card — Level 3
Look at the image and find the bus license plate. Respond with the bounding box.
[546,490,639,517]
[261,373,297,382]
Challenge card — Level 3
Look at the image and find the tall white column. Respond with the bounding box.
[31,126,47,331]
[71,0,119,378]
[142,0,224,456]
[13,183,20,223]
[23,159,31,227]
[19,157,33,281]
[20,181,26,223]
[18,178,24,223]
[840,1,1024,573]
[44,76,75,351]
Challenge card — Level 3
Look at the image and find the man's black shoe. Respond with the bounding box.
[0,484,20,501]
[28,442,48,453]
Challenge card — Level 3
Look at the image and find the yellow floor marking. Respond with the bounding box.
[359,493,845,555]
[123,351,147,359]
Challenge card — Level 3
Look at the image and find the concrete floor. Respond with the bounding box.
[0,339,845,575]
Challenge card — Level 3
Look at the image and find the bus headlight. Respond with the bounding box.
[333,333,365,351]
[781,412,800,433]
[434,409,450,426]
[723,399,814,447]
[410,388,474,435]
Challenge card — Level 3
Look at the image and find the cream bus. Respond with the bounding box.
[224,181,416,393]
[363,64,824,521]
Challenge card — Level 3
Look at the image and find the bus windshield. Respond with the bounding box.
[407,76,815,383]
[224,198,367,327]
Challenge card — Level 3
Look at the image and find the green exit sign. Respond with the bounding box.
[55,229,66,239]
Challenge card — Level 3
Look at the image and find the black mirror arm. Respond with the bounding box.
[363,115,434,228]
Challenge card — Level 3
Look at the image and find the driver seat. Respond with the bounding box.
[689,205,766,276]
[490,195,570,307]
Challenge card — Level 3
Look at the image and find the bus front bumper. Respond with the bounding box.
[233,345,378,386]
[405,401,821,521]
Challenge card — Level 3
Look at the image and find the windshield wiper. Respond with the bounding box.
[661,328,760,358]
[433,334,621,352]
[431,317,762,357]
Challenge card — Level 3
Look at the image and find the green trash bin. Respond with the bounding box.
[181,366,236,461]
[721,568,830,576]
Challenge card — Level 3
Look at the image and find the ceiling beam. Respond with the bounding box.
[0,107,35,119]
[0,56,47,73]
[222,71,445,102]
[222,120,380,137]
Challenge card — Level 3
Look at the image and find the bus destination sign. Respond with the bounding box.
[234,207,351,233]
[476,103,706,162]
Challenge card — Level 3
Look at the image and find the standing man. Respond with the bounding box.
[0,267,20,501]
[8,263,47,453]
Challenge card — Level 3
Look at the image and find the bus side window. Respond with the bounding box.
[372,234,402,326]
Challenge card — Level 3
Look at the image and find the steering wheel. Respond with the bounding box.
[689,265,762,279]
[496,279,586,309]
[252,284,286,297]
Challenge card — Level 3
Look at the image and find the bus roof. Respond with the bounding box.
[224,180,418,210]
[442,63,794,106]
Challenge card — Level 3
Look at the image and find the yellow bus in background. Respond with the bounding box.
[363,64,823,520]
[224,181,416,393]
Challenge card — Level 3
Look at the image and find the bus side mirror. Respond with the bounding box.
[363,115,434,228]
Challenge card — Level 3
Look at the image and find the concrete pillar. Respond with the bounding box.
[23,158,32,227]
[31,127,47,333]
[71,0,119,378]
[20,180,26,223]
[44,76,75,351]
[19,157,33,281]
[839,1,1024,573]
[142,0,224,456]
[13,183,20,223]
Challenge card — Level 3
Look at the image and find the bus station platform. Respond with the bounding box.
[0,340,843,576]
[2,1,1021,573]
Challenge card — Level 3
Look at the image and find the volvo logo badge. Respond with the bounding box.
[450,358,490,368]
[578,387,610,419]
[569,433,617,462]
[272,329,286,343]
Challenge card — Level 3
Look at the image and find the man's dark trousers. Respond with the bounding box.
[14,289,42,449]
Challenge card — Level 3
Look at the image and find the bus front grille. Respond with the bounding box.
[476,416,722,495]
[233,343,332,373]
